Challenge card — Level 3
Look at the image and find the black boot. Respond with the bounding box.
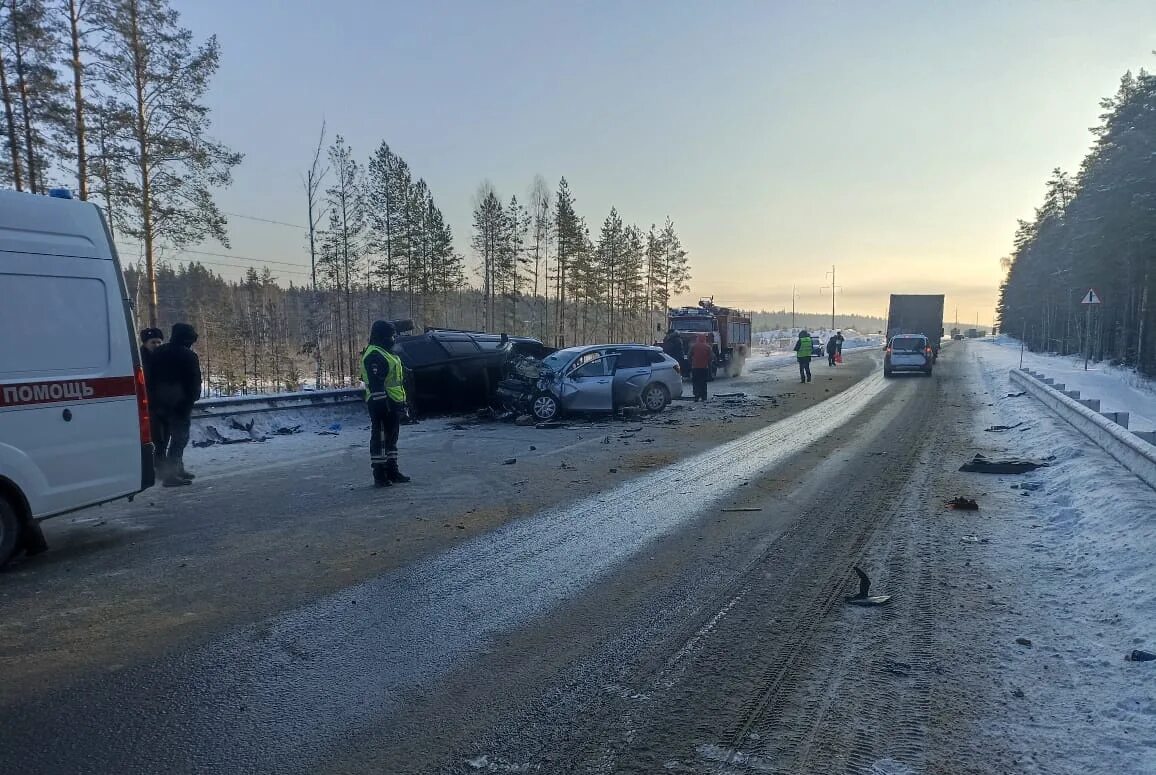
[179,463,195,482]
[373,464,391,488]
[386,459,410,484]
[160,457,189,487]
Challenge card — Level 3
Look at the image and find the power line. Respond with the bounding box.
[115,241,312,270]
[222,211,307,230]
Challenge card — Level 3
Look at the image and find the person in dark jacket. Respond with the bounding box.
[662,328,687,376]
[139,327,163,373]
[139,327,164,459]
[150,323,202,487]
[689,334,713,401]
[361,320,410,487]
[835,331,845,356]
[827,333,839,366]
[794,330,813,383]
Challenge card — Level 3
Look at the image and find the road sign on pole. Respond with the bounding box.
[1082,289,1100,369]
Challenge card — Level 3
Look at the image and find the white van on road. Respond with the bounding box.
[0,189,155,565]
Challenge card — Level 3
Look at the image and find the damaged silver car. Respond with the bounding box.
[497,344,683,421]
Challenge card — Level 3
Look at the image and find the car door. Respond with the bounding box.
[611,349,652,406]
[559,354,616,412]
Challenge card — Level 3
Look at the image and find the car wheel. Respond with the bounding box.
[0,495,22,567]
[640,383,670,412]
[531,393,560,421]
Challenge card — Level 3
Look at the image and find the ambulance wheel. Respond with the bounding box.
[0,496,21,567]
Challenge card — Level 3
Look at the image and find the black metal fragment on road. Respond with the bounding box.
[985,422,1026,432]
[1126,649,1156,662]
[946,497,979,511]
[959,453,1050,474]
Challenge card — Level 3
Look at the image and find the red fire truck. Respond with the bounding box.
[667,298,753,378]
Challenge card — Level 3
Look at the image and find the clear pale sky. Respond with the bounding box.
[160,0,1156,327]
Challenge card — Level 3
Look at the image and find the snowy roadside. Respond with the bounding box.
[976,336,1156,432]
[943,346,1156,773]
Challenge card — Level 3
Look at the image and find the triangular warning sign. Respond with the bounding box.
[1081,289,1101,304]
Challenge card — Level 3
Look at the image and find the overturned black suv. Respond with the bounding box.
[393,328,553,414]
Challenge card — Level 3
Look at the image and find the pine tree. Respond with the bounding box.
[472,183,503,331]
[366,141,411,315]
[0,0,67,193]
[502,194,530,333]
[528,175,552,340]
[553,177,579,346]
[62,0,100,198]
[94,0,242,325]
[321,135,365,382]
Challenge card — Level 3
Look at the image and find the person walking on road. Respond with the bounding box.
[689,334,713,402]
[835,331,845,358]
[149,323,202,487]
[794,330,814,383]
[361,320,411,487]
[826,333,839,366]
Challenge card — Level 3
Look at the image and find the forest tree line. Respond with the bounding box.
[998,68,1156,377]
[4,0,695,393]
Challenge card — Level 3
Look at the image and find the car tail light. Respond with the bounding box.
[134,365,151,445]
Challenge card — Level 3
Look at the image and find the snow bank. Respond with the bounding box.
[969,349,1156,773]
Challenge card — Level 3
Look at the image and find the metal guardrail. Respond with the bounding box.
[192,388,362,419]
[1010,368,1156,491]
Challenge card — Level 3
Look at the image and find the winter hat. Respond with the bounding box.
[140,327,163,343]
[370,320,396,347]
[170,323,198,346]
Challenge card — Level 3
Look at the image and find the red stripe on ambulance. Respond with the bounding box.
[0,376,137,407]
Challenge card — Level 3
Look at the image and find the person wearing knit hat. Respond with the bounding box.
[149,323,202,487]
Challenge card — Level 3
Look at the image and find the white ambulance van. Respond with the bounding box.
[0,189,155,565]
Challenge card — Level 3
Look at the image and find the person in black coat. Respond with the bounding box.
[827,333,839,366]
[149,323,202,487]
[662,328,688,377]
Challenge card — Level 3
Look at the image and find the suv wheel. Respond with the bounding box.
[532,393,560,421]
[640,383,670,412]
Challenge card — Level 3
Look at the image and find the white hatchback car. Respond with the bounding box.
[0,190,155,564]
[883,334,933,377]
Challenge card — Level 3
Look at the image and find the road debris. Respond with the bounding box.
[502,458,517,465]
[1016,637,1033,648]
[946,496,979,510]
[845,566,892,606]
[1126,649,1156,662]
[959,453,1050,474]
[721,507,763,513]
[985,422,1026,432]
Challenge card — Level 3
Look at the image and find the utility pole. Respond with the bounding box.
[790,285,799,332]
[821,265,840,333]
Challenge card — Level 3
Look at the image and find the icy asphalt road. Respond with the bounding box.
[7,345,1137,774]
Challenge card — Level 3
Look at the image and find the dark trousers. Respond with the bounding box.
[691,368,709,401]
[828,351,836,366]
[798,357,812,382]
[153,407,191,473]
[369,402,401,472]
